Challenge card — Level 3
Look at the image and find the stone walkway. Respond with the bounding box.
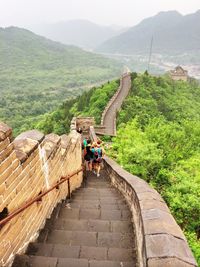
[12,171,136,267]
[103,74,131,136]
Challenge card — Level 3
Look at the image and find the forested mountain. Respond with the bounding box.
[29,20,125,50]
[109,73,200,265]
[97,10,200,55]
[0,26,122,135]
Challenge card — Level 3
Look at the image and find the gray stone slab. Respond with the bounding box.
[100,203,120,210]
[98,189,119,197]
[82,202,100,209]
[88,219,110,232]
[70,231,97,246]
[122,210,132,220]
[148,258,197,267]
[80,246,107,260]
[83,195,100,200]
[146,234,197,266]
[51,244,80,258]
[100,198,118,204]
[108,248,134,261]
[118,204,129,210]
[57,258,88,267]
[28,243,53,257]
[137,191,165,202]
[47,230,72,244]
[73,199,100,206]
[111,221,132,233]
[116,199,127,205]
[29,256,57,267]
[97,232,133,248]
[54,219,88,231]
[68,202,81,208]
[59,208,80,219]
[101,210,122,220]
[15,130,44,142]
[90,260,135,267]
[142,209,185,240]
[45,133,61,144]
[80,209,100,220]
[13,138,38,157]
[140,199,170,213]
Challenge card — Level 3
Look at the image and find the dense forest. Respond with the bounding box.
[108,73,200,264]
[31,79,120,134]
[0,27,121,136]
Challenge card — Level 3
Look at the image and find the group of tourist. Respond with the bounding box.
[77,127,105,177]
[83,138,104,177]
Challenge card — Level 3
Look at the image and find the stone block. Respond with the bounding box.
[41,139,57,159]
[61,134,70,149]
[0,166,13,185]
[142,209,185,240]
[45,133,61,144]
[13,139,38,158]
[15,150,28,162]
[15,130,44,143]
[0,138,10,153]
[140,199,169,213]
[0,143,14,164]
[146,234,197,266]
[148,258,197,267]
[0,122,12,141]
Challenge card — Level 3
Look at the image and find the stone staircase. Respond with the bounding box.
[12,171,137,267]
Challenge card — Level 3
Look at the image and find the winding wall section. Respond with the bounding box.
[97,72,131,136]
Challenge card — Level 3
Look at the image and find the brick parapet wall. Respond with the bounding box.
[103,156,197,267]
[0,123,83,266]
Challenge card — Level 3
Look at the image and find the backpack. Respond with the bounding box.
[94,148,102,163]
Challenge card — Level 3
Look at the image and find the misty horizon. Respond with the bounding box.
[0,0,200,29]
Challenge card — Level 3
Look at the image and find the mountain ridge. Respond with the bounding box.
[96,10,200,55]
[28,20,126,50]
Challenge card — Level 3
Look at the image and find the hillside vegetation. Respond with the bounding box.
[108,73,200,264]
[32,79,120,134]
[0,26,121,135]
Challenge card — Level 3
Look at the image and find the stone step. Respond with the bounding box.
[44,218,133,233]
[71,194,121,201]
[45,230,134,248]
[12,255,136,267]
[71,198,128,205]
[27,243,135,262]
[65,201,129,210]
[58,207,131,221]
[72,188,120,196]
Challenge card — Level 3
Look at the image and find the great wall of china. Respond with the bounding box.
[0,73,197,267]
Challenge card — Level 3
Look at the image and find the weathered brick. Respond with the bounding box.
[0,166,13,185]
[0,129,83,266]
[5,166,22,188]
[0,144,14,164]
[0,183,6,196]
[0,138,10,153]
[0,153,13,174]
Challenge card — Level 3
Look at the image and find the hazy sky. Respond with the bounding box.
[0,0,199,27]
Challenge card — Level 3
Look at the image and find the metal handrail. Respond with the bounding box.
[0,167,83,227]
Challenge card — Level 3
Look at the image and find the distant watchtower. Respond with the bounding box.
[169,65,188,81]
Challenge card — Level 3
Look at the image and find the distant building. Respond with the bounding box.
[169,66,188,81]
